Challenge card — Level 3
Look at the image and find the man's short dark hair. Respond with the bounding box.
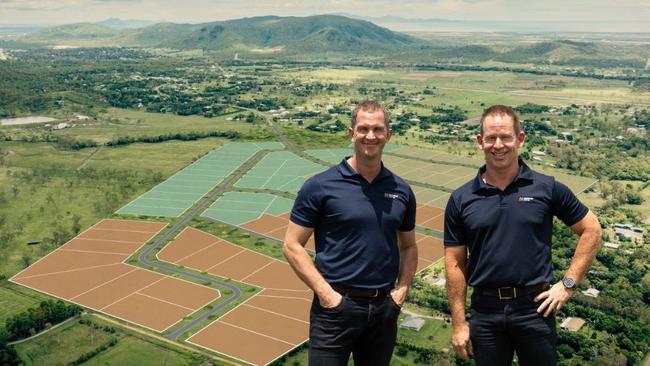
[480,105,522,135]
[351,100,390,128]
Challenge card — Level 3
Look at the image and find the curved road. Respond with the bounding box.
[135,150,269,340]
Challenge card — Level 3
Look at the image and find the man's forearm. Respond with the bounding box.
[283,241,333,298]
[566,212,601,284]
[396,243,418,291]
[445,249,468,326]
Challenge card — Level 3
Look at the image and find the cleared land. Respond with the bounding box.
[10,219,221,333]
[159,228,310,366]
[117,142,283,217]
[1,116,56,126]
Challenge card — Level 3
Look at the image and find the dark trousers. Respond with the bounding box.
[308,294,401,366]
[469,290,557,366]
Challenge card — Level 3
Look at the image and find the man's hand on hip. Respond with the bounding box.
[390,286,408,306]
[318,289,343,309]
[534,282,574,317]
[452,321,472,360]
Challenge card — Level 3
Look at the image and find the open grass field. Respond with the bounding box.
[14,316,207,366]
[81,335,198,366]
[0,282,48,328]
[15,318,117,366]
[284,68,650,118]
[56,108,270,143]
[82,137,229,175]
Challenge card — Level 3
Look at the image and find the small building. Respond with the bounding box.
[582,288,600,298]
[560,317,586,332]
[75,114,90,121]
[603,242,620,249]
[52,122,69,130]
[432,277,446,288]
[400,316,425,331]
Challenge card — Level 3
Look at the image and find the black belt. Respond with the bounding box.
[332,285,392,298]
[474,283,549,300]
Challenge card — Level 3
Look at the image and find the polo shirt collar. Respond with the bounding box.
[471,158,534,193]
[338,157,391,181]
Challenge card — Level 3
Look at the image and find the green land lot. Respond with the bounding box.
[235,150,326,193]
[117,141,284,217]
[202,191,294,225]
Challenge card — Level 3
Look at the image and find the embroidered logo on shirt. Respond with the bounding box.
[518,196,535,202]
[384,193,400,200]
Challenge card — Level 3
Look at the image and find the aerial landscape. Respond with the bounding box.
[0,1,648,365]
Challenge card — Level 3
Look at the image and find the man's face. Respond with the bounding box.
[477,114,525,171]
[349,110,392,160]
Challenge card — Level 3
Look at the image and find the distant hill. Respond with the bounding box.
[23,23,120,43]
[96,18,153,29]
[19,15,419,54]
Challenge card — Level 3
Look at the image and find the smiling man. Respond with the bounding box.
[283,100,418,365]
[444,105,601,365]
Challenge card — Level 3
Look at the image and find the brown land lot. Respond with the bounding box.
[241,213,316,250]
[10,219,220,333]
[162,228,311,365]
[415,204,444,231]
[164,224,443,365]
[415,233,444,272]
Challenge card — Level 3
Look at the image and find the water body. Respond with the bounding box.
[1,116,56,125]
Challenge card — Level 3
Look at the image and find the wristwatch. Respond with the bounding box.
[562,277,577,290]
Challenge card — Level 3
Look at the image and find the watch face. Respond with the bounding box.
[563,277,576,289]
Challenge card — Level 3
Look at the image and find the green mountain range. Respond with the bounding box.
[17,15,650,68]
[22,15,419,54]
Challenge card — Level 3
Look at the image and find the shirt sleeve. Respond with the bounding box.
[551,180,589,227]
[399,185,417,231]
[444,194,466,247]
[290,177,323,228]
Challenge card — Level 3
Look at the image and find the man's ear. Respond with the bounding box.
[476,134,484,150]
[517,131,526,148]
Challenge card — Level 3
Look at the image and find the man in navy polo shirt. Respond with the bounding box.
[444,105,601,365]
[283,100,418,365]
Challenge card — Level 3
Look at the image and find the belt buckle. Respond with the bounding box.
[371,288,379,297]
[497,287,517,299]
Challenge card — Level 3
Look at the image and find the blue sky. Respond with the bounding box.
[1,0,649,31]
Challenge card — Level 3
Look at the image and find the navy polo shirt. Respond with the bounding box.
[444,160,588,288]
[290,158,417,288]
